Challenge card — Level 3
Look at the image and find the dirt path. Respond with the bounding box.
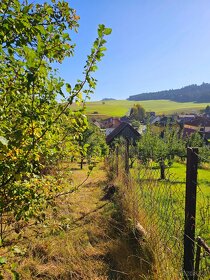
[63,162,153,280]
[15,161,153,279]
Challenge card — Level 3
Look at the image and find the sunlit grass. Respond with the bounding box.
[129,160,210,279]
[1,160,155,279]
[71,99,210,117]
[136,161,209,240]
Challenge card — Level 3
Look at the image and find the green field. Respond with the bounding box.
[133,160,209,278]
[74,99,210,117]
[136,161,210,241]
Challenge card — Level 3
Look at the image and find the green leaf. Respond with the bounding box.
[104,28,112,35]
[0,257,7,265]
[66,83,72,93]
[99,47,107,52]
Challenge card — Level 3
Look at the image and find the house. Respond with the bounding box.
[120,116,130,123]
[146,111,156,118]
[92,120,101,128]
[184,116,210,133]
[106,122,141,145]
[182,116,210,144]
[105,128,115,136]
[149,116,161,125]
[158,116,177,126]
[177,114,196,124]
[101,117,122,129]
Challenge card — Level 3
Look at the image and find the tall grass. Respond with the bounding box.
[109,149,210,279]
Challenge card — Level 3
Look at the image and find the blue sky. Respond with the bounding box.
[53,1,210,100]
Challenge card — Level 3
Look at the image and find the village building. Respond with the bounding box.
[106,122,141,146]
[183,116,210,143]
[177,114,196,124]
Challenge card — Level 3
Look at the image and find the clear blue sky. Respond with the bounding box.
[54,0,210,101]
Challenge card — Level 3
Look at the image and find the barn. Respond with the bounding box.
[106,122,141,145]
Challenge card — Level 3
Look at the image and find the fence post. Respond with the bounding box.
[194,237,202,280]
[183,147,198,280]
[125,138,129,174]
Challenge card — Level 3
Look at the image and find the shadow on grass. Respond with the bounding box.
[71,202,110,228]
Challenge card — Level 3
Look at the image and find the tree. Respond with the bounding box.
[0,0,111,241]
[205,105,210,114]
[138,125,185,179]
[74,123,108,169]
[130,104,146,122]
[185,131,210,165]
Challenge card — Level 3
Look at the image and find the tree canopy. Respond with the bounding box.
[130,104,146,122]
[0,0,111,243]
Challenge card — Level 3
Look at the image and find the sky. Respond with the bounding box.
[51,1,210,101]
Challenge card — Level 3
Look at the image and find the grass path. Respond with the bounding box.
[11,161,153,279]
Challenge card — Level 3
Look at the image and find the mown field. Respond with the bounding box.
[168,162,210,241]
[136,161,210,241]
[131,160,210,279]
[73,99,210,117]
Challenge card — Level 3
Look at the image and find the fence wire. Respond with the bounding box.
[109,145,210,280]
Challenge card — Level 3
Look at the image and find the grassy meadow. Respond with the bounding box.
[128,160,210,279]
[166,162,209,241]
[75,99,210,117]
[135,161,209,241]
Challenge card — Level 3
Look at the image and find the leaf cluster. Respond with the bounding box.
[0,0,112,242]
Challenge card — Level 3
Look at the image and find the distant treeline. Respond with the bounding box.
[127,83,210,102]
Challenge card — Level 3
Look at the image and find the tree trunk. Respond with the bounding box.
[160,160,165,180]
[80,158,84,170]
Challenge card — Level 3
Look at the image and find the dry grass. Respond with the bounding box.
[112,168,182,280]
[0,160,155,279]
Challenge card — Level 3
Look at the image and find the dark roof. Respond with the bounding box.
[183,127,197,137]
[106,122,140,144]
[185,116,210,127]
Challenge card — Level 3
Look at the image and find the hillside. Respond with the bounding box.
[78,100,210,117]
[127,83,210,102]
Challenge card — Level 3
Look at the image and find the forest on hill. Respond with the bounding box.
[127,83,210,102]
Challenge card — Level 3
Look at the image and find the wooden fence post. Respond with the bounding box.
[183,147,198,280]
[194,237,210,280]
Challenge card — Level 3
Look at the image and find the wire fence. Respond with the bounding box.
[108,145,210,279]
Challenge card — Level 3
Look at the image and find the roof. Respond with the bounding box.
[178,114,195,118]
[106,122,140,144]
[185,116,210,127]
[183,127,197,137]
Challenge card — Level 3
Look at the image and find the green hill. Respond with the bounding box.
[128,83,210,102]
[76,99,210,117]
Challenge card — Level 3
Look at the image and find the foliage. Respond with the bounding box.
[129,104,146,122]
[0,0,111,241]
[130,119,141,129]
[72,123,109,169]
[138,125,185,178]
[205,105,210,114]
[137,124,210,178]
[186,131,204,147]
[185,131,210,164]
